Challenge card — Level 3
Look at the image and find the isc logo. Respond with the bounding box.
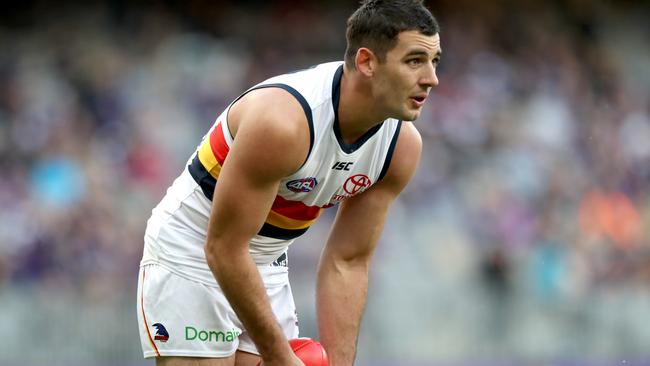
[286,177,318,193]
[332,161,353,171]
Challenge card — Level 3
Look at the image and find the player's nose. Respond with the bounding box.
[420,63,438,88]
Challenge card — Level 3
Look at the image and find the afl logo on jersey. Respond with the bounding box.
[344,174,372,195]
[286,177,318,193]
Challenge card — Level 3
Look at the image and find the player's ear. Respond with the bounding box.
[355,47,376,77]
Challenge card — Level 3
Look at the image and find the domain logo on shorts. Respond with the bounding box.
[152,323,170,342]
[185,326,241,343]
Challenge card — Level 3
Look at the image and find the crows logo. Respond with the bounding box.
[153,323,170,342]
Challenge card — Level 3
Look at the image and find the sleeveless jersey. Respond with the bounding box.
[142,61,401,283]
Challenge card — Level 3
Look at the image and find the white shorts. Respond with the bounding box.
[136,263,299,358]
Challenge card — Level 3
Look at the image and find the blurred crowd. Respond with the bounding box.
[0,0,649,363]
[408,0,650,296]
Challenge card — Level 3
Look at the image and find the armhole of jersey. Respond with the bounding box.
[220,108,235,144]
[377,121,403,182]
[224,83,315,170]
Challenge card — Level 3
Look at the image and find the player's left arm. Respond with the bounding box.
[316,122,422,366]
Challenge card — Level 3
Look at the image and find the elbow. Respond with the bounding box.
[340,252,372,269]
[204,240,221,271]
[322,250,372,275]
[204,240,231,287]
[204,238,250,277]
[348,256,372,274]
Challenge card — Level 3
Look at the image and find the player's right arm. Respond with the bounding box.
[204,88,308,366]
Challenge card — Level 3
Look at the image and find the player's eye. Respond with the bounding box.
[407,58,422,66]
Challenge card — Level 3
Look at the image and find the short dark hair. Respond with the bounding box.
[345,0,439,69]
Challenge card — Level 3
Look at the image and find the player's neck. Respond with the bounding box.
[337,69,388,145]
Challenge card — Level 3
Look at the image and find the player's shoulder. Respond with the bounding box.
[230,87,308,138]
[395,122,422,154]
[229,62,344,139]
[226,87,312,175]
[378,121,422,189]
[259,61,344,104]
[390,122,422,174]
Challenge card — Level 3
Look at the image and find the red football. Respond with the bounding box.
[257,338,328,366]
[289,338,328,366]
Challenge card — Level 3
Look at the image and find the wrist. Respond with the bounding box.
[261,347,296,365]
[257,336,293,361]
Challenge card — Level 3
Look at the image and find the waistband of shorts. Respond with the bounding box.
[142,251,289,284]
[143,258,289,288]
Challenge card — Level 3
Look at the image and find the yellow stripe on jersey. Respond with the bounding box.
[198,139,222,179]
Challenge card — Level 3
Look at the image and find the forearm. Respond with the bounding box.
[316,255,370,366]
[205,244,293,362]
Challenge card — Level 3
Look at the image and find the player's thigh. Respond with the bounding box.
[235,266,299,356]
[234,350,261,366]
[137,264,243,358]
[157,355,236,366]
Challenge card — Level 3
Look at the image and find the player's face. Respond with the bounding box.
[373,31,441,122]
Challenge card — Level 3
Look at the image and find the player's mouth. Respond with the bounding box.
[410,95,428,108]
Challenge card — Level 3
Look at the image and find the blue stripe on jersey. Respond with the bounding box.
[188,154,216,200]
[258,223,309,240]
[331,64,384,153]
[378,121,403,181]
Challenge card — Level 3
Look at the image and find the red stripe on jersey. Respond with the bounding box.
[271,195,323,221]
[210,123,230,165]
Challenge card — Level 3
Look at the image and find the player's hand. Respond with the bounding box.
[258,352,305,366]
